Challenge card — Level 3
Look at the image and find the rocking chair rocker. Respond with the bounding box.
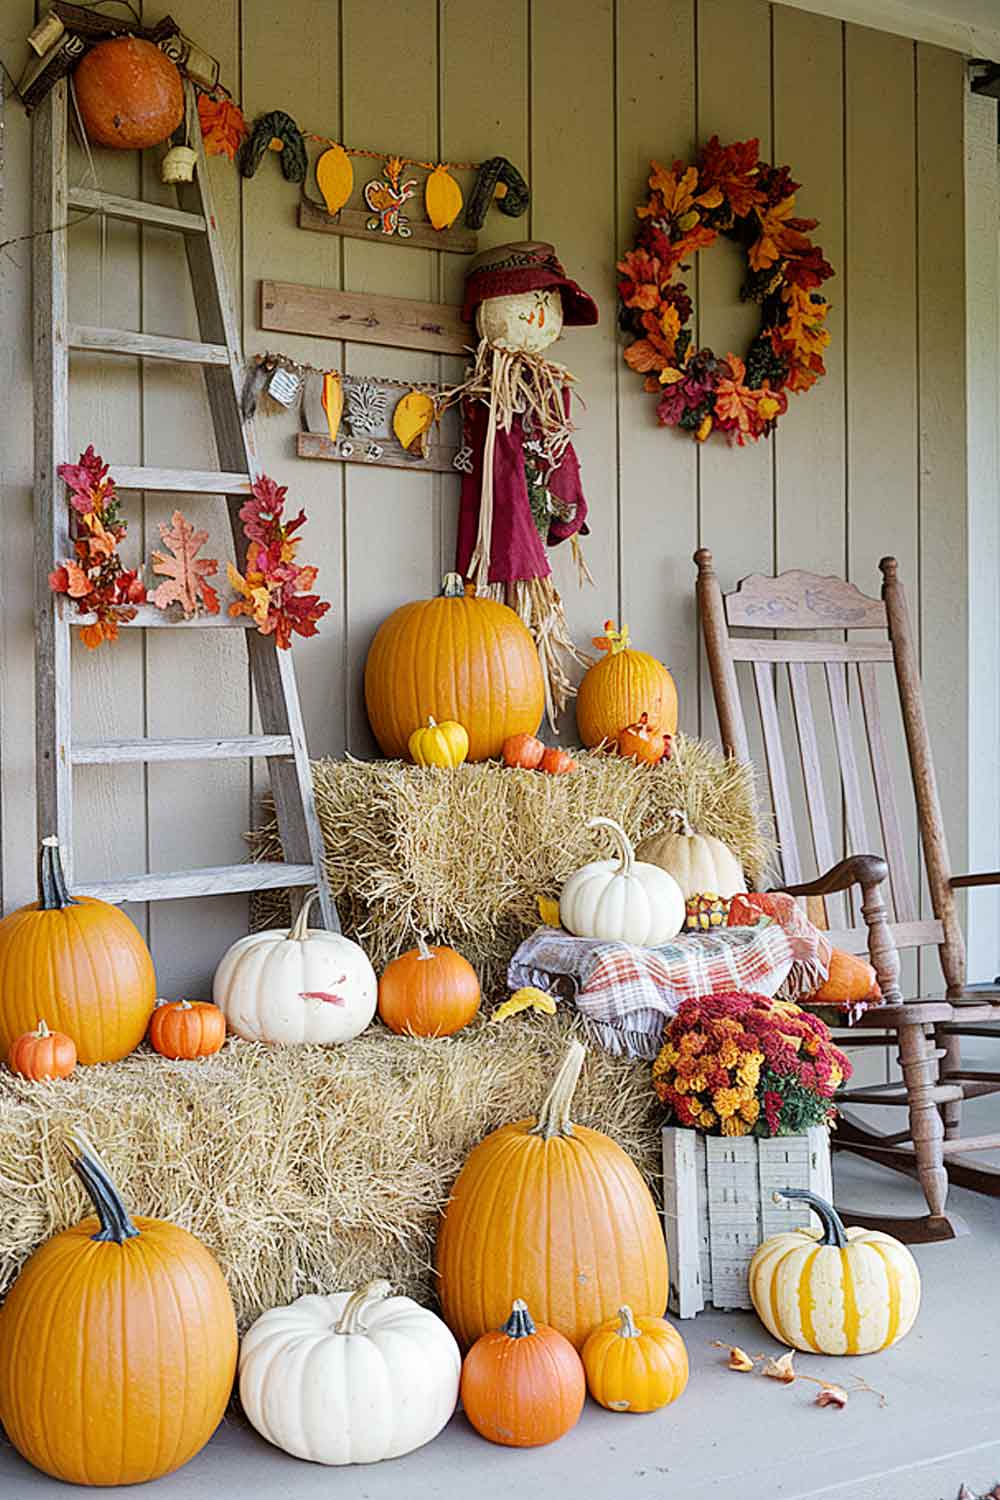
[695,549,1000,1243]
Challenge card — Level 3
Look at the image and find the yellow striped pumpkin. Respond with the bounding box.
[748,1189,920,1356]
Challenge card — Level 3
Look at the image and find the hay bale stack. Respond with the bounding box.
[250,738,771,993]
[0,1018,660,1331]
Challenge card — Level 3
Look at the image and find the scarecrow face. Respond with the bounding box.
[476,288,564,354]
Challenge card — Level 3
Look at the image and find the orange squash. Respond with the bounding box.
[0,838,155,1064]
[581,1305,688,1413]
[577,621,678,749]
[364,573,545,762]
[616,713,670,766]
[0,1132,237,1486]
[460,1300,585,1447]
[502,732,545,769]
[810,947,879,1003]
[436,1039,668,1349]
[539,745,578,775]
[74,37,184,150]
[8,1018,76,1081]
[378,936,481,1037]
[149,999,226,1060]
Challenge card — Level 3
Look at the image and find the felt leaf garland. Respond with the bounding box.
[49,447,146,649]
[321,372,344,441]
[149,510,220,618]
[227,474,330,648]
[197,93,248,160]
[424,164,463,229]
[392,389,435,456]
[316,144,354,215]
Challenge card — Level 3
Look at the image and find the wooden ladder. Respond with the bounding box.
[32,80,338,928]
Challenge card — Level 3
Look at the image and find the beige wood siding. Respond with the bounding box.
[0,0,968,994]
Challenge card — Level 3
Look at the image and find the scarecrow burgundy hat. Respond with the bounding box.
[462,240,599,327]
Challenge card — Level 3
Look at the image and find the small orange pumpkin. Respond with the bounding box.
[581,1305,688,1413]
[539,746,577,775]
[502,732,545,770]
[73,37,184,150]
[8,1019,76,1081]
[616,713,670,766]
[460,1299,585,1447]
[378,935,481,1037]
[810,948,879,1003]
[149,1000,226,1060]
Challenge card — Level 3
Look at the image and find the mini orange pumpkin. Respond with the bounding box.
[460,1299,585,1447]
[502,732,545,770]
[616,713,670,766]
[149,999,226,1060]
[8,1019,76,1081]
[378,935,481,1037]
[73,37,184,150]
[539,746,577,775]
[582,1305,688,1413]
[810,948,879,1003]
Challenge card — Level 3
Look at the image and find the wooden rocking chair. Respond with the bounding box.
[695,549,1000,1243]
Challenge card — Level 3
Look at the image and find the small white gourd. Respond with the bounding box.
[213,889,376,1044]
[559,817,685,948]
[636,808,747,899]
[239,1281,461,1464]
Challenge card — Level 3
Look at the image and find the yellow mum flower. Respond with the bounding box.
[738,1056,762,1089]
[718,1039,740,1069]
[713,1087,741,1119]
[721,1115,749,1137]
[739,1097,761,1124]
[699,1109,718,1129]
[674,1077,690,1094]
[687,1074,708,1094]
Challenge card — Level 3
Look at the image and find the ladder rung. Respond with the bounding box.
[71,863,317,904]
[72,736,294,765]
[114,466,251,495]
[69,324,230,365]
[68,604,253,629]
[68,186,207,235]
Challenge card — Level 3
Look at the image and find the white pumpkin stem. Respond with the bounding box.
[586,816,636,875]
[617,1306,640,1339]
[335,1279,393,1334]
[415,931,434,961]
[668,807,694,837]
[426,716,438,728]
[531,1038,585,1139]
[441,572,465,598]
[287,889,321,943]
[35,1018,50,1038]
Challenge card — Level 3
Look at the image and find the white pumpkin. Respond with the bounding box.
[560,817,685,947]
[213,890,376,1044]
[239,1280,461,1465]
[636,808,747,899]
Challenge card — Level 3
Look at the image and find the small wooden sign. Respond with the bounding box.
[297,431,459,475]
[298,196,479,255]
[260,281,472,358]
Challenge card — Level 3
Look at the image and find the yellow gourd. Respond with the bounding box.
[393,389,436,458]
[425,164,463,230]
[316,144,354,216]
[408,716,469,768]
[322,372,344,442]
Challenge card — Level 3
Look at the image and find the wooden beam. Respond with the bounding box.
[296,431,459,474]
[260,280,472,357]
[297,195,478,255]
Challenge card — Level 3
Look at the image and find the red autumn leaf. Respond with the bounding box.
[149,510,220,618]
[198,93,248,160]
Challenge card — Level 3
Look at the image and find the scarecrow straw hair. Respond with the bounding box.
[0,1017,660,1332]
[250,739,772,994]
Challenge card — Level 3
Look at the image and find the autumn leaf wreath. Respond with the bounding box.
[618,136,833,445]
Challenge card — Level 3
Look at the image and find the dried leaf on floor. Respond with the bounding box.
[762,1351,796,1384]
[815,1384,848,1408]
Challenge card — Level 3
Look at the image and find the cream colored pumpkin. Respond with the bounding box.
[559,817,685,948]
[213,891,376,1045]
[636,809,747,899]
[239,1281,460,1465]
[748,1189,920,1356]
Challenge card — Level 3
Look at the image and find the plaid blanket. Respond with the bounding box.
[508,920,828,1061]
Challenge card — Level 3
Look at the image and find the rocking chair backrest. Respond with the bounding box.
[694,549,965,993]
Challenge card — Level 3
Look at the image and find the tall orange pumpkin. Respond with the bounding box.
[0,1132,237,1487]
[74,37,184,150]
[0,838,156,1064]
[364,573,545,762]
[576,621,678,749]
[436,1039,668,1350]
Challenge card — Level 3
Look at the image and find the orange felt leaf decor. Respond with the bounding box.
[197,93,248,160]
[149,510,220,618]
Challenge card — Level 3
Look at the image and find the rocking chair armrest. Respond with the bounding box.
[774,853,890,899]
[950,870,1000,889]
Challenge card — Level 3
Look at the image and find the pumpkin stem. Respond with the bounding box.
[36,1018,51,1038]
[776,1188,850,1249]
[287,889,321,943]
[64,1130,140,1245]
[502,1299,537,1339]
[415,931,434,961]
[617,1306,641,1339]
[38,836,77,911]
[335,1279,392,1334]
[441,572,465,598]
[586,816,636,876]
[668,807,695,837]
[531,1038,585,1139]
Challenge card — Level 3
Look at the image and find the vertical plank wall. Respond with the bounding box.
[0,0,969,993]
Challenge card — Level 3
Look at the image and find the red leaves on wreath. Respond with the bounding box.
[197,93,248,160]
[50,448,146,647]
[227,474,330,648]
[697,135,766,219]
[149,510,220,618]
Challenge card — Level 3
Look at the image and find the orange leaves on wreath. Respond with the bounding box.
[198,93,248,160]
[748,195,818,273]
[49,446,146,648]
[227,476,330,649]
[697,135,765,219]
[150,511,220,618]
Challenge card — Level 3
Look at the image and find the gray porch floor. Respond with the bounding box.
[2,1125,999,1500]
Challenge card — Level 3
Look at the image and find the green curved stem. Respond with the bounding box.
[38,837,77,911]
[777,1188,849,1248]
[531,1039,585,1139]
[65,1131,139,1244]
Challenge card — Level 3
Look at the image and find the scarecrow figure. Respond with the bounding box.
[445,241,598,724]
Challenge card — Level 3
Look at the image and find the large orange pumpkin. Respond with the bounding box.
[0,837,156,1064]
[378,936,481,1037]
[576,620,678,749]
[364,573,545,762]
[0,1132,237,1486]
[74,37,184,150]
[436,1039,668,1350]
[460,1300,585,1447]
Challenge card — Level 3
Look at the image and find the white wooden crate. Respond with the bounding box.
[662,1126,833,1316]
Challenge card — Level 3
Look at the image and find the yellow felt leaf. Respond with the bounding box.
[393,390,435,456]
[492,987,558,1022]
[425,164,463,230]
[322,372,343,442]
[537,895,561,927]
[316,144,354,216]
